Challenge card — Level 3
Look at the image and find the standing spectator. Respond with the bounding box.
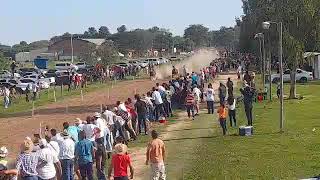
[75,131,95,180]
[146,130,166,180]
[25,84,31,102]
[226,78,234,97]
[218,82,227,105]
[217,103,228,135]
[3,86,10,109]
[10,61,17,77]
[205,83,215,114]
[102,106,115,153]
[227,96,237,127]
[134,94,148,135]
[115,107,137,141]
[164,86,173,117]
[240,85,255,126]
[243,71,251,84]
[15,139,39,180]
[31,83,39,101]
[113,109,128,145]
[50,129,63,143]
[152,87,164,121]
[63,122,79,143]
[82,117,97,142]
[59,130,75,180]
[237,64,242,79]
[192,85,201,115]
[93,112,107,180]
[185,89,195,120]
[37,139,62,180]
[108,144,134,180]
[277,82,281,99]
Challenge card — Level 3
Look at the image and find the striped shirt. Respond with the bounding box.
[16,152,39,177]
[185,94,195,106]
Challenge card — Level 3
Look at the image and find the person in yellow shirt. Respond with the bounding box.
[217,103,228,135]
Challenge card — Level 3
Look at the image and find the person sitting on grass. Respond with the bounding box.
[217,103,228,136]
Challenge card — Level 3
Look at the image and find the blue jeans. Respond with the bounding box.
[104,128,113,152]
[219,119,227,135]
[79,162,93,180]
[22,176,38,180]
[155,104,165,121]
[207,101,214,114]
[61,159,74,180]
[138,113,147,134]
[186,105,195,118]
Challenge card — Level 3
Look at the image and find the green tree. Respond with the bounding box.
[117,25,127,33]
[0,52,9,70]
[96,41,119,65]
[184,24,209,48]
[88,27,98,38]
[98,26,111,38]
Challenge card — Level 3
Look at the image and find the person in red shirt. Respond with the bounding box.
[108,144,134,180]
[185,89,195,120]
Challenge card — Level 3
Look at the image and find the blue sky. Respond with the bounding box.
[0,0,243,46]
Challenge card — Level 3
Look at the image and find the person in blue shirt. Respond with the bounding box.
[63,122,79,142]
[191,72,198,86]
[75,131,95,180]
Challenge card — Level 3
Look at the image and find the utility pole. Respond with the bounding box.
[278,22,284,132]
[71,34,74,63]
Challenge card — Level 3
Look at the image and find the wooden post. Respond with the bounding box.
[32,101,35,117]
[100,104,103,113]
[81,89,84,101]
[39,122,42,137]
[61,83,63,97]
[53,89,57,102]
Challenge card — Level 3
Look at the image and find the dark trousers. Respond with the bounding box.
[112,123,127,144]
[219,96,225,105]
[60,159,74,180]
[124,122,136,140]
[219,119,227,135]
[137,113,147,134]
[79,162,94,180]
[245,106,253,126]
[164,101,173,117]
[207,101,214,114]
[186,105,195,118]
[155,103,165,121]
[95,140,106,180]
[33,92,37,101]
[229,109,236,127]
[22,176,38,180]
[114,177,129,180]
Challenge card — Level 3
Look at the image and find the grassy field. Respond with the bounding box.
[161,83,320,179]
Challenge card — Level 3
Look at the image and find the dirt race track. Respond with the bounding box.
[0,79,165,159]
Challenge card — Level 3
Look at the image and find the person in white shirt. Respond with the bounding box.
[102,107,115,152]
[227,95,237,127]
[31,83,39,101]
[156,83,166,94]
[152,87,165,121]
[3,86,10,109]
[192,85,202,115]
[58,130,75,180]
[204,83,215,114]
[45,136,60,158]
[50,129,63,143]
[82,117,98,142]
[37,139,62,180]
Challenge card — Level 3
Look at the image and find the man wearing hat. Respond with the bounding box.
[15,139,39,180]
[108,144,134,180]
[37,139,62,180]
[58,130,75,180]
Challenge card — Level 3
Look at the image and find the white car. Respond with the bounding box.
[55,62,78,71]
[158,57,169,64]
[75,62,87,69]
[271,69,313,83]
[146,58,160,65]
[19,79,50,90]
[0,70,20,79]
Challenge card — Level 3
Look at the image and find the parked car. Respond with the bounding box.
[0,70,20,79]
[169,56,181,61]
[271,69,313,83]
[114,62,130,68]
[146,58,160,66]
[158,57,169,64]
[75,62,87,69]
[19,78,50,89]
[55,62,78,71]
[137,60,148,68]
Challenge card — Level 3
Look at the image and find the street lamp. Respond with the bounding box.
[254,33,266,90]
[262,21,284,132]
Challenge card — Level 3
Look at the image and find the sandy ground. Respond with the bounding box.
[0,79,166,159]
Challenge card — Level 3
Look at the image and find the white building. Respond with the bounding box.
[304,52,320,79]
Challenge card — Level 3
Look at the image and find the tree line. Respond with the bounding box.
[238,0,320,98]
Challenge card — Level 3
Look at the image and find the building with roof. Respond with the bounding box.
[304,52,320,79]
[48,38,106,61]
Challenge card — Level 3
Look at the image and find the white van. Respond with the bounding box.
[55,62,78,71]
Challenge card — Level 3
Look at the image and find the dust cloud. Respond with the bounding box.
[155,48,219,79]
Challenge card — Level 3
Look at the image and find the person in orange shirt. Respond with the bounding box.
[217,103,228,135]
[146,130,166,180]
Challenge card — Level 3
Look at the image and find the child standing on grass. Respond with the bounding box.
[217,103,228,135]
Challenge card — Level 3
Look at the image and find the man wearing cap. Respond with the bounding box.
[37,139,62,180]
[58,130,75,180]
